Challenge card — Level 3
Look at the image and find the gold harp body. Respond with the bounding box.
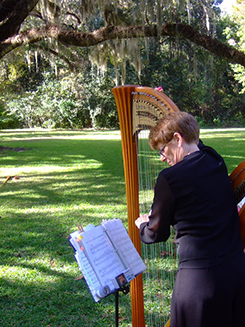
[112,85,179,326]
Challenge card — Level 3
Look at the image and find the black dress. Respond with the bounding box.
[139,142,245,327]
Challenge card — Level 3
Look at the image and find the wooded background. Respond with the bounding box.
[0,0,245,129]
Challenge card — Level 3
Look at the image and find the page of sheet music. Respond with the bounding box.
[81,225,126,291]
[75,252,101,302]
[102,219,146,276]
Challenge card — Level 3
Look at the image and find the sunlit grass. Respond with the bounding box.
[0,130,130,327]
[200,128,245,172]
[0,128,244,327]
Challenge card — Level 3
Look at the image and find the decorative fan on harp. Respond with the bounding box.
[131,88,178,135]
[112,85,179,327]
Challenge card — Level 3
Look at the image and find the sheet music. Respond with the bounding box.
[70,219,146,302]
[81,225,126,290]
[75,252,101,302]
[102,219,146,276]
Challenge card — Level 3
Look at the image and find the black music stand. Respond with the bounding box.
[114,285,130,327]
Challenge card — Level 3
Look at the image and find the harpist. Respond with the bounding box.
[136,112,245,327]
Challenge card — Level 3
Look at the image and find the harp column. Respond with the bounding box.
[112,85,145,327]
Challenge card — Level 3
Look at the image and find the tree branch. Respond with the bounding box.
[1,23,245,67]
[0,0,39,42]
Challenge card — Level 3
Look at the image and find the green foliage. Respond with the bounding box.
[139,37,245,127]
[0,1,244,129]
[77,67,119,129]
[0,66,118,129]
[1,37,245,129]
[0,116,20,129]
[221,1,245,93]
[0,100,20,129]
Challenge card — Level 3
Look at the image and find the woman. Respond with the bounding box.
[135,111,245,327]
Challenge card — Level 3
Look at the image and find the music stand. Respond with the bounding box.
[114,285,130,327]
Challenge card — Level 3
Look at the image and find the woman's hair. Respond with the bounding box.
[149,111,200,150]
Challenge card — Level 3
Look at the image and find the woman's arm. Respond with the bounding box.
[136,173,175,244]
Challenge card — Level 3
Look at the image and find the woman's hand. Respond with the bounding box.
[135,214,150,229]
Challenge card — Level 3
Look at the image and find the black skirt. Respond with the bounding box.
[171,251,245,327]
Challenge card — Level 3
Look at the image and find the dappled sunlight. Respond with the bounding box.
[0,159,102,175]
[0,260,115,326]
[1,129,244,327]
[0,129,122,141]
[1,265,62,284]
[2,203,125,221]
[200,128,245,139]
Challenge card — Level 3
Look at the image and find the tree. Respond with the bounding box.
[0,0,245,71]
[1,0,245,129]
[222,0,245,92]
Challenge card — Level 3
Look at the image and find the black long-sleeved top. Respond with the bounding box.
[139,142,243,268]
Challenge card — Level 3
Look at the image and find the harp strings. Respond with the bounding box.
[133,94,177,326]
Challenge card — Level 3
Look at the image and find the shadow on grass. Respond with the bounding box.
[0,137,133,326]
[0,201,132,327]
[1,130,244,326]
[0,266,126,326]
[0,138,126,200]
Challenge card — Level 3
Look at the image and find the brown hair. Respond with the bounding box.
[149,111,200,150]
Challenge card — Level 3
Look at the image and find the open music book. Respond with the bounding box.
[69,219,146,302]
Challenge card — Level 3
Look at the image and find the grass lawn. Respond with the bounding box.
[0,128,244,327]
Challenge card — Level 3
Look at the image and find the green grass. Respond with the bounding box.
[0,129,131,327]
[200,128,245,173]
[0,128,244,327]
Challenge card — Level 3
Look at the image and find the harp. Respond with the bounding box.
[112,85,179,326]
[230,161,245,248]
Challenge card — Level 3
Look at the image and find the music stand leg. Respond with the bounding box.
[114,285,130,326]
[115,290,119,327]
